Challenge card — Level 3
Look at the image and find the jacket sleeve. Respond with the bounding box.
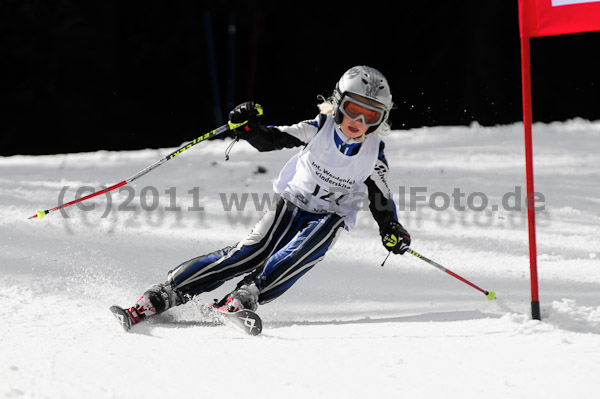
[237,115,324,152]
[364,141,398,231]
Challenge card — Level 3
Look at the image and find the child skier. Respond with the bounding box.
[114,65,411,328]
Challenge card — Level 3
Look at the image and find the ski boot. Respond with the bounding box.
[214,284,259,313]
[110,283,182,332]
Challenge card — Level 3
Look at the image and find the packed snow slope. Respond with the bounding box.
[1,120,599,399]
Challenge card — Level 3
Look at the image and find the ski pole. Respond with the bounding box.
[406,249,496,300]
[28,104,263,220]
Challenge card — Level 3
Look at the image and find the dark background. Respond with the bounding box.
[1,1,599,156]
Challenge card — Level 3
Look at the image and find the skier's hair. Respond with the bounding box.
[317,96,334,114]
[317,95,392,136]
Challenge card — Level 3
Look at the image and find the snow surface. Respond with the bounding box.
[1,120,599,399]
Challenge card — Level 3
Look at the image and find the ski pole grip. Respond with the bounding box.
[227,103,263,130]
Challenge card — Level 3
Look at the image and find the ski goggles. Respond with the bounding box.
[339,96,386,127]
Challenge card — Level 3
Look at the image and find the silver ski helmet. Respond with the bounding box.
[332,66,393,133]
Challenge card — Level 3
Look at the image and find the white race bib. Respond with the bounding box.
[273,115,380,230]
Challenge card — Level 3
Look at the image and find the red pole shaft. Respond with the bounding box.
[520,35,541,320]
[444,269,488,295]
[407,249,490,297]
[30,180,127,219]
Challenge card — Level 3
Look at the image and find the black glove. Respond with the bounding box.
[381,220,411,254]
[229,101,263,139]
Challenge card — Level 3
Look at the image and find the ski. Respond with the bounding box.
[109,304,263,336]
[208,305,263,336]
[110,305,133,332]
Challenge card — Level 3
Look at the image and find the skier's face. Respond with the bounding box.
[339,94,386,139]
[340,115,369,138]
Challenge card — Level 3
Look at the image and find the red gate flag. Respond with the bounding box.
[519,0,600,37]
[518,0,600,319]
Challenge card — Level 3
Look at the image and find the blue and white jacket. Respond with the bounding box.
[240,113,399,232]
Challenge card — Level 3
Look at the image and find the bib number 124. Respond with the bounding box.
[311,184,348,206]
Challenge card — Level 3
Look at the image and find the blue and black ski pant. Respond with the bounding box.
[167,198,345,304]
